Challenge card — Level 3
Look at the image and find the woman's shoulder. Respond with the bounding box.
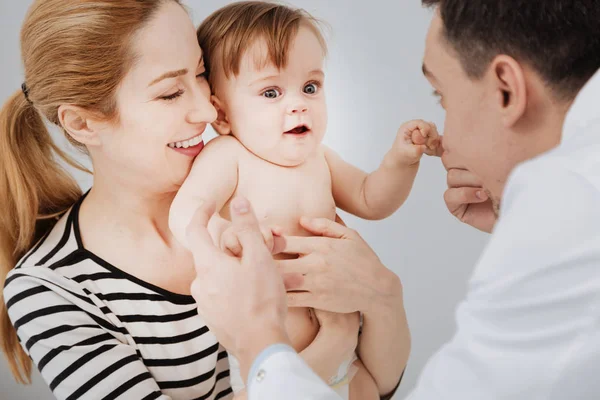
[5,202,101,304]
[16,204,79,269]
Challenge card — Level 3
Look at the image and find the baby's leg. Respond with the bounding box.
[349,359,379,400]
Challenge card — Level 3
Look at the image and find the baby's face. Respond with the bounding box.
[213,26,327,166]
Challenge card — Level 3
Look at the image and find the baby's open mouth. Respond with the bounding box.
[284,125,310,134]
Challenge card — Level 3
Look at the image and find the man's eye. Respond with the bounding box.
[262,88,281,99]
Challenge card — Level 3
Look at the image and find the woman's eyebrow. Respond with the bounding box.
[148,68,188,87]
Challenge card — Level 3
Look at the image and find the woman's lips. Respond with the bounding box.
[170,139,205,157]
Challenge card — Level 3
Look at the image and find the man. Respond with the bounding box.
[188,0,600,398]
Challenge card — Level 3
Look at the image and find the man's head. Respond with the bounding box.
[197,1,328,167]
[422,0,600,211]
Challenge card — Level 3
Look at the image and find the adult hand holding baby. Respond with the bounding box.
[186,196,292,382]
[278,218,399,314]
[277,217,409,395]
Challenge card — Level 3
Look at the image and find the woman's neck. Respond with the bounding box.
[82,176,179,246]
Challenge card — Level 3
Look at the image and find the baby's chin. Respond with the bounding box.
[255,150,313,167]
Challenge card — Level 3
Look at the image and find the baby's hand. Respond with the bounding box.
[390,119,441,166]
[220,223,283,257]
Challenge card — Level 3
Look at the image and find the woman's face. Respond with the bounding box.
[91,1,217,193]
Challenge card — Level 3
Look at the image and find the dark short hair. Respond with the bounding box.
[423,0,600,100]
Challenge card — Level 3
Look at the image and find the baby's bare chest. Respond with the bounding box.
[230,155,336,233]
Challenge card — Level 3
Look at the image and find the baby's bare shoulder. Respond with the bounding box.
[202,135,245,157]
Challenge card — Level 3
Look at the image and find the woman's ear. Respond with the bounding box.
[210,95,232,135]
[57,105,102,146]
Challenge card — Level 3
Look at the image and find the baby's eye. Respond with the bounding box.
[262,88,281,99]
[303,82,319,95]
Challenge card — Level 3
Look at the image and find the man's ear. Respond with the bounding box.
[490,55,527,128]
[57,105,103,146]
[210,95,232,135]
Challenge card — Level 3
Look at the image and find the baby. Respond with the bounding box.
[169,1,440,398]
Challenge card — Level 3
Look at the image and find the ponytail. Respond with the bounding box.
[0,90,85,383]
[1,0,183,382]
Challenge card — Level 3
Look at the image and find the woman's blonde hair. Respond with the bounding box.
[0,0,181,383]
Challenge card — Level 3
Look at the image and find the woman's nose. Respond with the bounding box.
[187,92,217,125]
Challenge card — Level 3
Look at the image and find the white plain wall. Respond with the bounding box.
[0,1,488,399]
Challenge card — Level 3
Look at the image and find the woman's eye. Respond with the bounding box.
[160,90,184,101]
[262,88,281,99]
[196,72,207,80]
[303,82,319,95]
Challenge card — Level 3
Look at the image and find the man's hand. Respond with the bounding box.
[220,222,284,256]
[187,197,291,380]
[442,152,497,233]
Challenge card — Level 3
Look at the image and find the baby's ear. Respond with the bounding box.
[210,95,231,135]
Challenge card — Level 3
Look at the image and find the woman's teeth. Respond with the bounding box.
[168,134,203,149]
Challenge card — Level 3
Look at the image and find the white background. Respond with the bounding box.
[0,1,488,398]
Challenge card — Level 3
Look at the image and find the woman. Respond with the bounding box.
[0,1,409,399]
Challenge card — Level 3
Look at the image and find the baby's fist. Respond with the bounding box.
[392,119,441,166]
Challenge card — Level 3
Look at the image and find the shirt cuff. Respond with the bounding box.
[247,343,297,390]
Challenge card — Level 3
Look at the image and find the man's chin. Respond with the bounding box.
[484,189,501,217]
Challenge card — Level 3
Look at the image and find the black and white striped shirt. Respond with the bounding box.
[3,197,233,400]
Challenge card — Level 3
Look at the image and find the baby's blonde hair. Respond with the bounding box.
[197,1,327,85]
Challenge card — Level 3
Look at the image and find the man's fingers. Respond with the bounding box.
[186,201,222,268]
[260,226,275,253]
[282,273,305,291]
[278,236,320,255]
[228,196,270,257]
[444,187,488,213]
[276,257,314,275]
[220,230,242,257]
[286,291,317,308]
[298,216,356,240]
[447,168,484,188]
[271,235,286,255]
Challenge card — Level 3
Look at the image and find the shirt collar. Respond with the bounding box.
[562,68,600,141]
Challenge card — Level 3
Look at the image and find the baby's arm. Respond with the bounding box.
[169,135,240,248]
[350,359,379,400]
[326,120,440,220]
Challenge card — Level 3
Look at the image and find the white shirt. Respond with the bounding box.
[246,69,600,400]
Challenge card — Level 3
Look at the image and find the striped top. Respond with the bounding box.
[3,197,233,400]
